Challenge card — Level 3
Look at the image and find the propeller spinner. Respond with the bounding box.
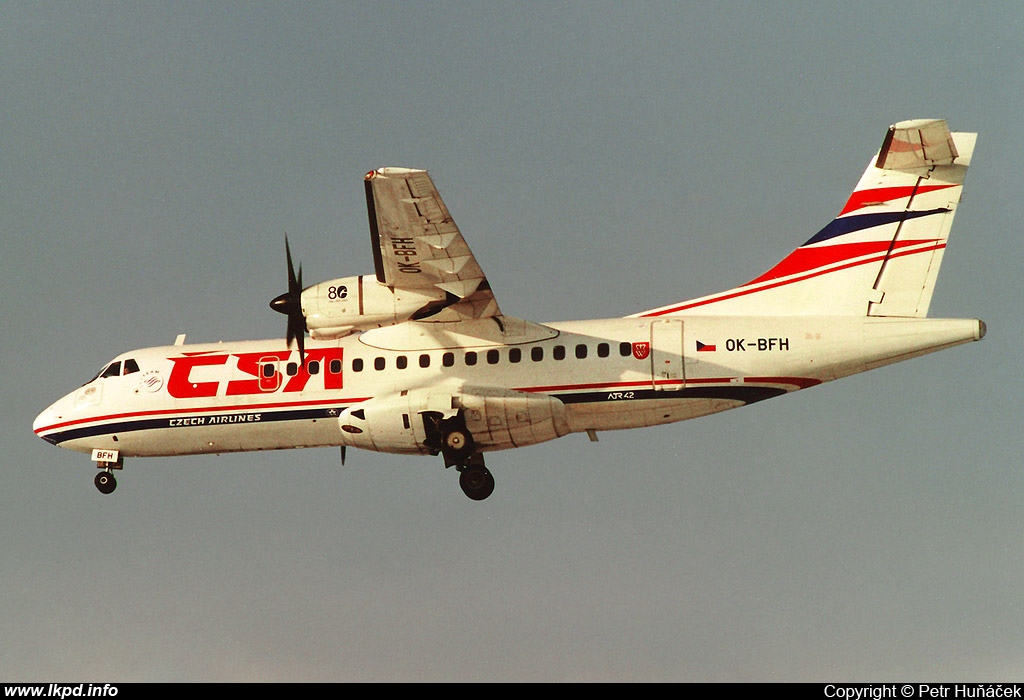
[269,238,307,360]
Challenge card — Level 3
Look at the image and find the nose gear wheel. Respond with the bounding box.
[94,471,117,495]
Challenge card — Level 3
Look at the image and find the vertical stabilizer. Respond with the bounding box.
[636,120,976,318]
[864,120,975,317]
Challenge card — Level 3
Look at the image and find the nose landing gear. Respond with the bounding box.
[94,470,117,494]
[91,449,123,495]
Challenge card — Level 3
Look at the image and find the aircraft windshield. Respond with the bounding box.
[84,358,140,385]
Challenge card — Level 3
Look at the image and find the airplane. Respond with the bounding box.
[33,119,984,501]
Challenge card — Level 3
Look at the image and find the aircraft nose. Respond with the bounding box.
[33,397,68,446]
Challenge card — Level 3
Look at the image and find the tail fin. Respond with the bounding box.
[637,119,976,318]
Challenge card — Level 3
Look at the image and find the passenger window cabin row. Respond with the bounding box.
[275,359,344,378]
[350,341,634,373]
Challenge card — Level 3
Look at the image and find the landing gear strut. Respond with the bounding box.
[444,426,494,500]
[422,412,494,500]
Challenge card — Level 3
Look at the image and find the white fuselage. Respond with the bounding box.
[31,121,985,502]
[33,314,983,459]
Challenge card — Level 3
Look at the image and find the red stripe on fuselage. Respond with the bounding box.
[518,376,820,394]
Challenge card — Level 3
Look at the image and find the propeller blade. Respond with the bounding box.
[270,237,307,361]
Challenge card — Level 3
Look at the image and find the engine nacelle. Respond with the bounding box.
[339,387,570,455]
[301,275,450,339]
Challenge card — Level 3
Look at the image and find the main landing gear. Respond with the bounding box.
[424,413,495,501]
[457,458,495,501]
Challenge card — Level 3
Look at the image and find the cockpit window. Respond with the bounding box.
[84,358,139,385]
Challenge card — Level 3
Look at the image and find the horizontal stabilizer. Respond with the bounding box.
[876,119,960,170]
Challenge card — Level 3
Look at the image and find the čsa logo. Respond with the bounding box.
[166,348,344,399]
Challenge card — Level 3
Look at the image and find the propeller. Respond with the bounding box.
[269,237,307,361]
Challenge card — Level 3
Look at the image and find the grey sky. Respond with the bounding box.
[4,2,1023,681]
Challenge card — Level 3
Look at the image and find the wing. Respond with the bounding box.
[364,167,501,322]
